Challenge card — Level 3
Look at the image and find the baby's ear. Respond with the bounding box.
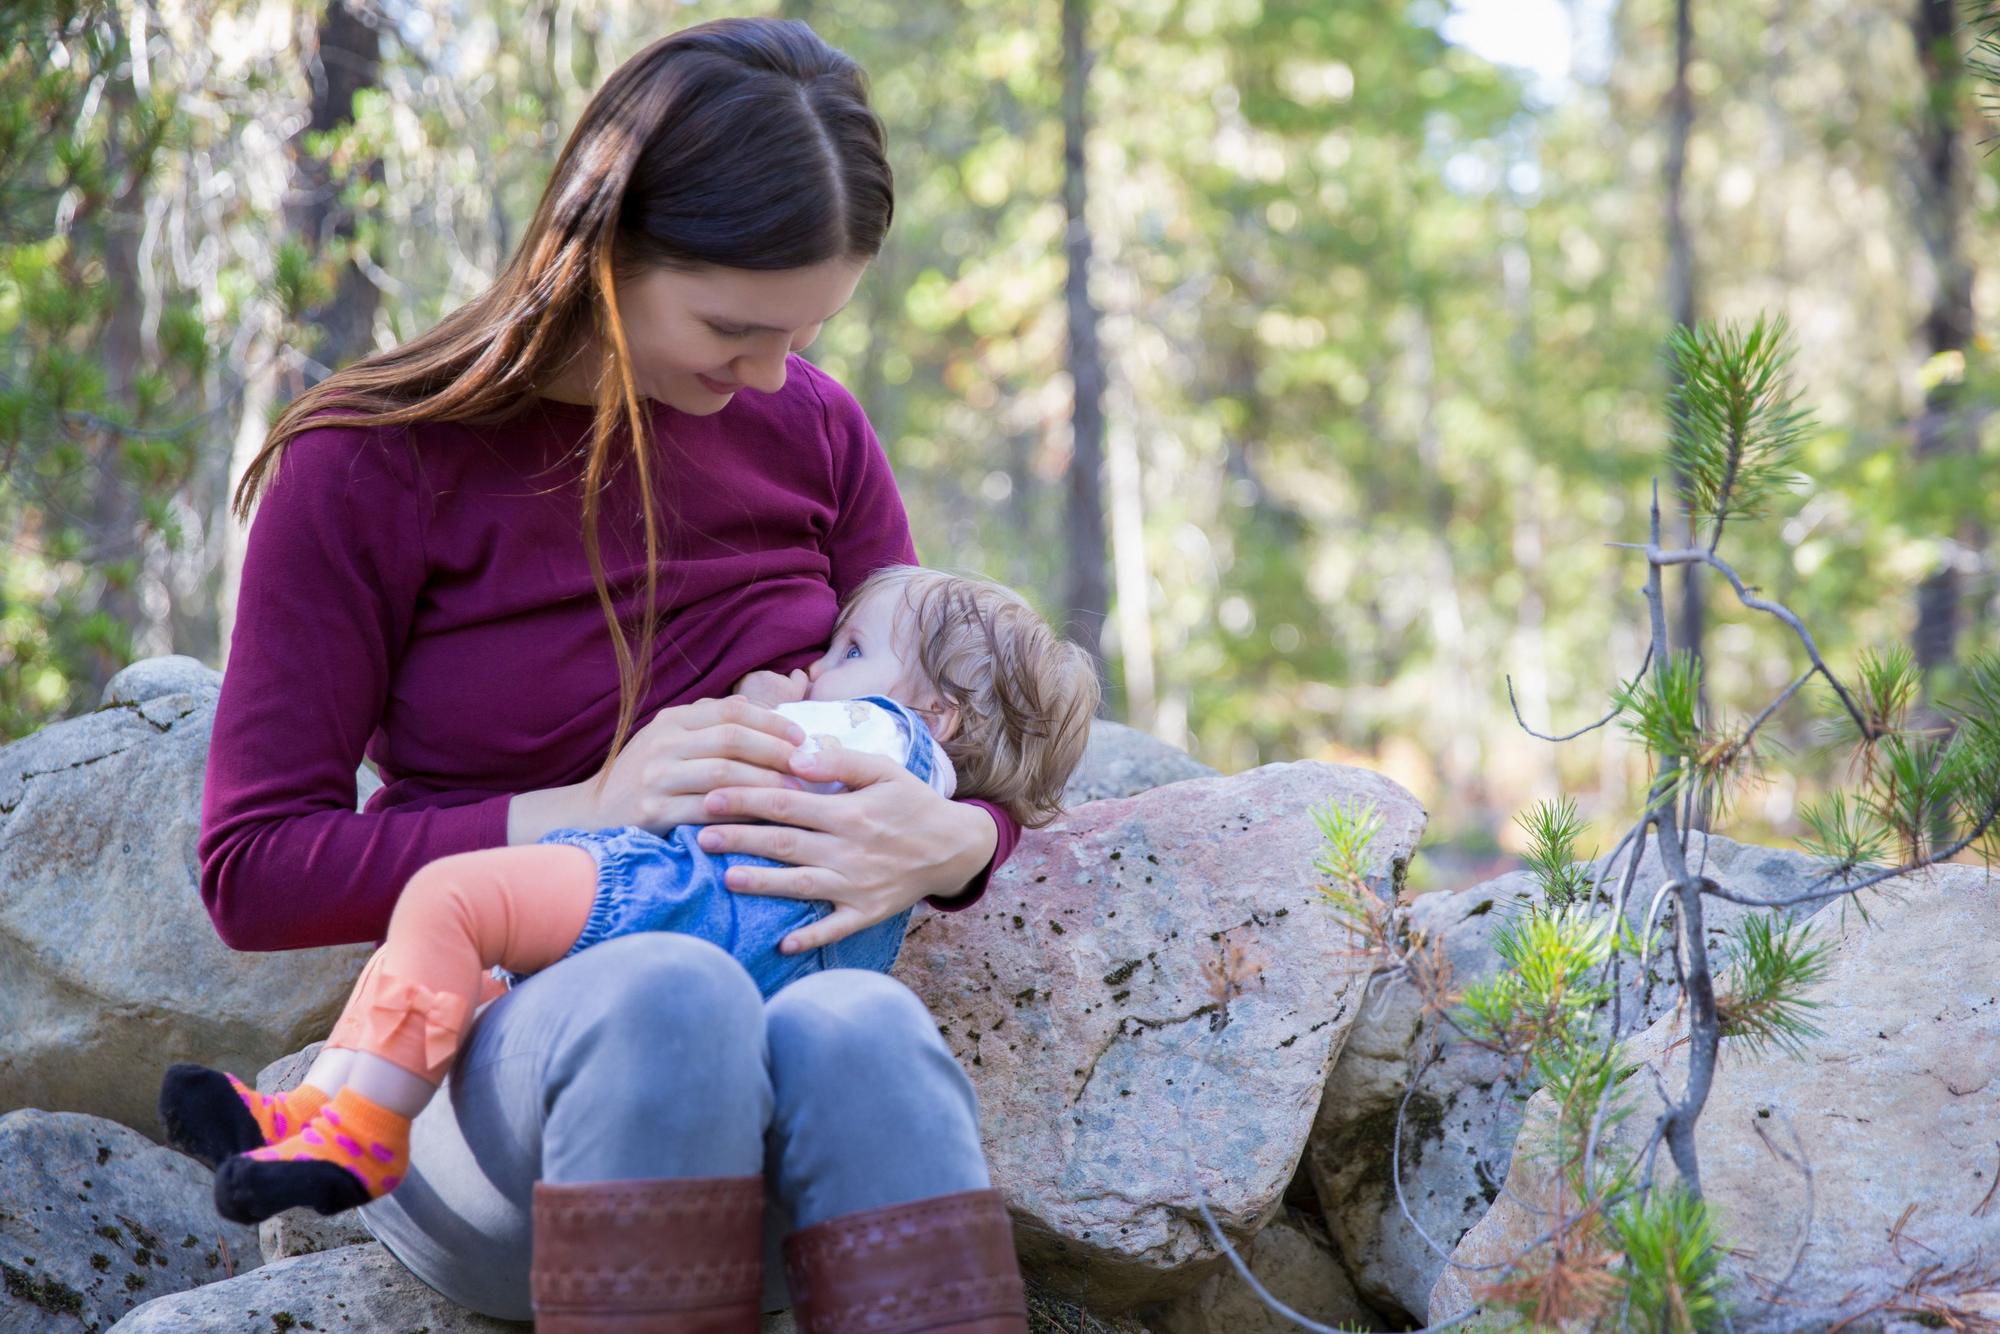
[929,701,961,743]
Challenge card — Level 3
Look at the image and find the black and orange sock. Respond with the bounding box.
[211,1087,413,1225]
[226,1070,332,1143]
[157,1064,331,1169]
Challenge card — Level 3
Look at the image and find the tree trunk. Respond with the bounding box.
[1910,0,1976,680]
[287,0,383,378]
[80,40,150,700]
[221,0,381,661]
[1663,0,1703,672]
[1061,0,1114,716]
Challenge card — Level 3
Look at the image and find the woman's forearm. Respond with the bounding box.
[923,799,1014,912]
[505,780,600,845]
[926,796,1000,901]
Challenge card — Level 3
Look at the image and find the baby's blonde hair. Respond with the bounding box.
[838,565,1101,829]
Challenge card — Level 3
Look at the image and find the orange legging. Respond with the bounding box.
[324,844,601,1085]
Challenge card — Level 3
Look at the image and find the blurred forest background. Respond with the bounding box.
[5,0,1999,885]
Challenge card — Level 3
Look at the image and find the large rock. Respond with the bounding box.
[0,658,376,1134]
[1430,860,2000,1331]
[0,1109,263,1333]
[895,760,1426,1310]
[1062,720,1219,806]
[108,1242,528,1331]
[1138,1209,1376,1334]
[98,655,221,708]
[1308,832,1833,1323]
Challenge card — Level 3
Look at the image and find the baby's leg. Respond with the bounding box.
[160,952,395,1170]
[209,845,598,1223]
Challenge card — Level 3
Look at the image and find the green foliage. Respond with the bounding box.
[1479,302,1976,1332]
[1818,644,1920,767]
[1852,644,1920,739]
[1666,315,1810,546]
[271,240,332,324]
[1458,904,1613,1063]
[1614,651,1707,766]
[1796,789,1889,878]
[1713,914,1828,1057]
[1,0,212,732]
[1944,651,2000,860]
[1611,649,1762,821]
[1312,799,1390,953]
[1311,798,1383,890]
[1869,732,1961,864]
[1805,646,2000,873]
[1610,1187,1730,1333]
[1517,796,1595,908]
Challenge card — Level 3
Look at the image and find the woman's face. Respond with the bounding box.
[561,257,868,415]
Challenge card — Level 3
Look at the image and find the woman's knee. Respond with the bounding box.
[761,971,986,1208]
[532,934,766,1066]
[526,935,773,1174]
[764,969,942,1080]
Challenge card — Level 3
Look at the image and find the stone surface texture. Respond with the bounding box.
[0,1109,263,1333]
[106,1242,529,1331]
[1062,721,1219,806]
[0,663,377,1137]
[1138,1209,1375,1334]
[894,760,1426,1309]
[1430,860,2000,1332]
[1306,831,1834,1321]
[98,655,221,708]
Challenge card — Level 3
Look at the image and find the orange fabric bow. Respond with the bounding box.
[363,976,473,1075]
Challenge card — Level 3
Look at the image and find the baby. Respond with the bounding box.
[157,564,1100,1224]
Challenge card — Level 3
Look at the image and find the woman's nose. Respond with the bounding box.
[733,347,789,394]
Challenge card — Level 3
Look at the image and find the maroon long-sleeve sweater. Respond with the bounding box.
[198,355,1018,952]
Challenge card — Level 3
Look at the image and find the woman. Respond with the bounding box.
[198,18,1030,1331]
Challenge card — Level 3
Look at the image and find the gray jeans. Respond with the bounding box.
[356,932,992,1321]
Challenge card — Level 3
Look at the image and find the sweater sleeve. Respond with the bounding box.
[806,362,1020,913]
[198,424,512,952]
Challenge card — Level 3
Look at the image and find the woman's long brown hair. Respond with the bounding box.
[230,17,893,799]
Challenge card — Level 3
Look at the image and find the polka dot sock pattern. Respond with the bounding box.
[156,1062,324,1170]
[211,1086,413,1225]
[224,1071,329,1146]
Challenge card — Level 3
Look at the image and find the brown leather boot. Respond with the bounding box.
[782,1186,1029,1334]
[530,1175,765,1332]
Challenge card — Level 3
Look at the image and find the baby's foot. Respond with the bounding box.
[157,1064,329,1169]
[211,1087,411,1225]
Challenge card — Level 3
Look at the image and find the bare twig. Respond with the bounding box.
[1507,642,1655,742]
[1625,542,1871,734]
[1738,667,1816,752]
[1703,794,2000,909]
[1973,1143,2000,1219]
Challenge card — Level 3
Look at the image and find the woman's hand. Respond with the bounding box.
[576,696,808,835]
[696,745,998,954]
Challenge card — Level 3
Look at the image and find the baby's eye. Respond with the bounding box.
[843,644,862,660]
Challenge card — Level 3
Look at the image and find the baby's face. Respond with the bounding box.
[805,586,923,704]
